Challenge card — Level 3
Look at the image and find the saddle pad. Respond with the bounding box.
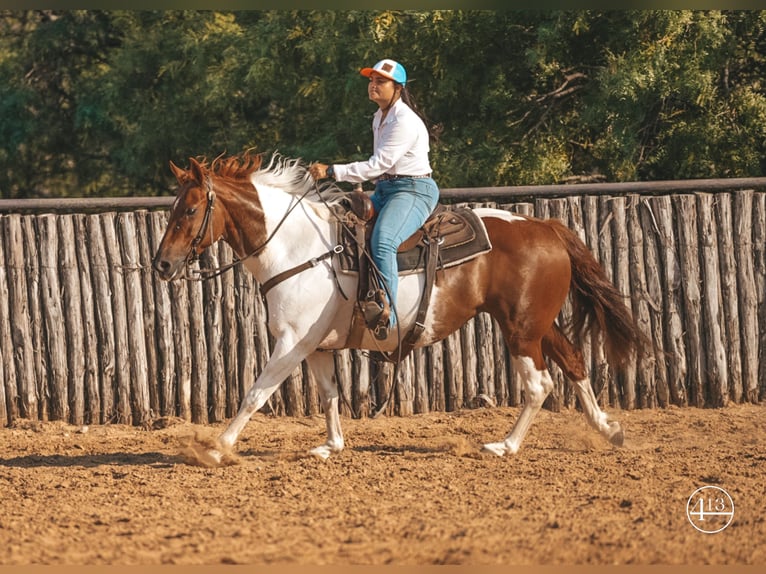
[335,205,493,275]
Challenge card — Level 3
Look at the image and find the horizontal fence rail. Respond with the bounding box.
[1,181,765,427]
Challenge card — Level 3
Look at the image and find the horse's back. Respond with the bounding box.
[475,209,572,270]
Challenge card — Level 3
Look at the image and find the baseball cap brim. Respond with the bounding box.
[360,67,396,82]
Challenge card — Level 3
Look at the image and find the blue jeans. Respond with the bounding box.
[370,177,440,326]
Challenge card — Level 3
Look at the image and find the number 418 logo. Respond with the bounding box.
[686,485,735,534]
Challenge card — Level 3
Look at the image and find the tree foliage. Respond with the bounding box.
[1,10,765,198]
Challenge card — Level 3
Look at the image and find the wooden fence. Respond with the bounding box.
[1,180,765,427]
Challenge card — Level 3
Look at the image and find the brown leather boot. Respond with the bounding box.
[372,303,391,340]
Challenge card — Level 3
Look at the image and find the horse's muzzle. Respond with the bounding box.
[152,255,182,281]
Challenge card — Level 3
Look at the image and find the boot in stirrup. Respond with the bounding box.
[372,303,391,341]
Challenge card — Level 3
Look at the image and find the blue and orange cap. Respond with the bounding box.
[360,59,407,86]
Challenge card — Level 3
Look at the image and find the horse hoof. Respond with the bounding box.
[205,448,224,466]
[309,446,332,460]
[608,426,625,447]
[309,444,341,460]
[482,442,507,457]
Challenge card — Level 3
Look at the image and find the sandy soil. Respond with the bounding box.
[0,403,763,565]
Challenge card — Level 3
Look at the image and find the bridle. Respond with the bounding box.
[185,177,217,268]
[182,173,344,290]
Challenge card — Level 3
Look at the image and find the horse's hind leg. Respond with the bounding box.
[542,324,624,446]
[305,351,345,460]
[483,342,554,456]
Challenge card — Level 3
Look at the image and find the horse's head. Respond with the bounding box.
[153,157,223,280]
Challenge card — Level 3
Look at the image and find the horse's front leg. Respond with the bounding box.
[305,351,344,460]
[207,335,314,464]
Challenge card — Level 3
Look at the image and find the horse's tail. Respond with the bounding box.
[546,219,644,367]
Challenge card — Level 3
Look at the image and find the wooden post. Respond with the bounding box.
[426,342,445,412]
[597,197,619,407]
[697,194,729,407]
[0,220,17,426]
[334,350,353,417]
[413,347,429,414]
[444,331,464,411]
[39,215,69,421]
[88,215,116,422]
[396,355,414,416]
[674,195,706,407]
[649,196,688,406]
[134,212,160,419]
[149,212,178,418]
[753,193,766,402]
[20,218,45,421]
[201,246,226,422]
[636,198,669,407]
[186,256,209,423]
[117,212,152,424]
[475,312,495,407]
[234,265,257,416]
[583,196,609,407]
[170,272,193,421]
[4,214,36,420]
[610,197,637,409]
[626,196,657,408]
[59,215,86,425]
[74,215,101,424]
[459,320,478,408]
[352,350,370,418]
[218,243,239,418]
[715,193,744,403]
[733,190,759,402]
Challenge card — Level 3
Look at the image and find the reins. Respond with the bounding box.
[185,173,329,283]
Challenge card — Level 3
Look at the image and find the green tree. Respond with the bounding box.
[1,10,765,198]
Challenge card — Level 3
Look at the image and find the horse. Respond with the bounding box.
[152,151,643,465]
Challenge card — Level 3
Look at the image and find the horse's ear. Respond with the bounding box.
[189,157,205,185]
[169,160,187,183]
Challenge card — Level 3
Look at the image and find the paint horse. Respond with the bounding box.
[153,152,643,465]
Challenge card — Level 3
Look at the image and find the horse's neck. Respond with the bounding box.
[232,184,334,284]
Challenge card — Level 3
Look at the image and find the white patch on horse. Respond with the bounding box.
[473,207,526,223]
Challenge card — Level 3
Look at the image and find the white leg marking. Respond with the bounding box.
[306,351,345,460]
[216,332,318,455]
[484,356,553,456]
[574,378,624,446]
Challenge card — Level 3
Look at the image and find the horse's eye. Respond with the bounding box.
[186,207,197,217]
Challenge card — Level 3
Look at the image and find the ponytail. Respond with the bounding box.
[400,85,442,144]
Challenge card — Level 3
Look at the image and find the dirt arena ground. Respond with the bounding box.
[0,403,763,565]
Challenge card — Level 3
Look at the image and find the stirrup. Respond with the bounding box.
[361,289,390,329]
[373,322,389,341]
[372,302,392,340]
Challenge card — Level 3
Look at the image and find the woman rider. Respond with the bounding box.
[309,59,440,339]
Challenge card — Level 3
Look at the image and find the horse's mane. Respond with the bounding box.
[200,151,345,205]
[196,151,263,181]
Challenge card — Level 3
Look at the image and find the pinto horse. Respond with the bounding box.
[153,152,642,465]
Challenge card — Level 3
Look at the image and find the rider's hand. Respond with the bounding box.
[309,162,329,180]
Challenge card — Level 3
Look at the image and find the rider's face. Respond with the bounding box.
[367,73,399,109]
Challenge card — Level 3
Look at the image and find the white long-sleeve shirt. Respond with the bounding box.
[332,98,431,183]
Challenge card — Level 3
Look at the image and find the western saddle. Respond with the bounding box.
[333,190,492,362]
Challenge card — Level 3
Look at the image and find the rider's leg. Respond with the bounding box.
[370,178,439,327]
